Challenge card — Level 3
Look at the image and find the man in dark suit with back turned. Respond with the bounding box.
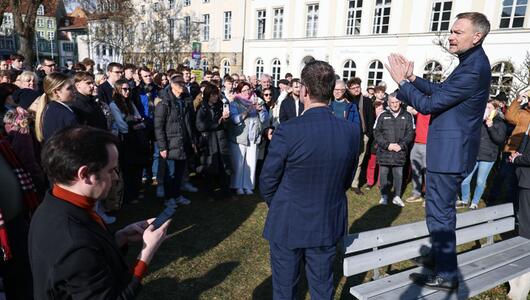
[260,61,360,299]
[386,12,491,291]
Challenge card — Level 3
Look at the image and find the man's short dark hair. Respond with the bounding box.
[289,78,300,87]
[123,63,136,71]
[81,57,95,67]
[205,70,213,76]
[456,12,490,42]
[278,79,289,86]
[138,66,151,74]
[301,60,336,103]
[107,62,123,72]
[223,75,233,83]
[347,77,362,87]
[181,66,191,73]
[41,126,119,185]
[374,85,386,93]
[212,71,220,77]
[10,54,24,61]
[41,57,54,64]
[285,73,293,78]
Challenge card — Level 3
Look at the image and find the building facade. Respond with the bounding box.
[243,0,530,96]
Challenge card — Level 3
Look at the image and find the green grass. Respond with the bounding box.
[109,179,526,300]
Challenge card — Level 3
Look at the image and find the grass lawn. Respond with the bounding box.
[109,179,527,300]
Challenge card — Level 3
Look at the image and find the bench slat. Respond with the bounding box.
[344,217,514,277]
[354,238,530,300]
[350,236,530,300]
[344,204,514,254]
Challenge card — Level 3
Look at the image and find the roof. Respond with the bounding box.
[58,7,88,30]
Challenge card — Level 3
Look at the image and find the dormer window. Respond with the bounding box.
[37,4,45,15]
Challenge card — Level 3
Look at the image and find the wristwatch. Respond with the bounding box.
[399,79,409,87]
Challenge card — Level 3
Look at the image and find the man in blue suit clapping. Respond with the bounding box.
[386,12,492,291]
[260,61,360,299]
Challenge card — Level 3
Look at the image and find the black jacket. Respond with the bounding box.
[185,82,201,100]
[12,88,41,110]
[477,115,506,162]
[195,101,231,175]
[256,86,280,102]
[28,192,141,299]
[97,81,114,104]
[279,96,304,123]
[154,90,195,160]
[42,101,79,142]
[71,93,108,130]
[374,109,415,166]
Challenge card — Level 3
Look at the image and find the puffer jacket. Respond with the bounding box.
[374,109,415,166]
[504,100,530,153]
[154,90,195,160]
[477,114,506,161]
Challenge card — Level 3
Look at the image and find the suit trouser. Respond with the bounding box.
[352,135,370,188]
[518,189,530,239]
[269,241,336,300]
[425,170,463,281]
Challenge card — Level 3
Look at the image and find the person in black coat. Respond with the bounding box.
[279,79,304,123]
[196,84,232,199]
[154,76,196,207]
[511,130,530,239]
[71,71,108,130]
[374,93,415,206]
[29,127,170,300]
[459,101,506,209]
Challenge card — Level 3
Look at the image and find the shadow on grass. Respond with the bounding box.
[338,203,403,299]
[140,261,240,300]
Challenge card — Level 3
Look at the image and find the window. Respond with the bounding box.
[500,0,527,28]
[346,0,362,35]
[109,46,113,56]
[367,60,384,86]
[141,5,145,13]
[273,8,284,39]
[169,0,175,8]
[184,0,191,6]
[201,59,209,72]
[0,40,4,49]
[96,45,100,56]
[38,41,48,52]
[168,18,175,42]
[306,4,319,37]
[37,18,44,28]
[257,10,266,39]
[224,11,232,40]
[222,59,231,76]
[48,31,55,40]
[102,45,107,56]
[6,39,13,50]
[255,58,264,78]
[430,1,452,31]
[271,59,281,86]
[184,16,191,38]
[203,0,210,2]
[62,43,74,52]
[153,2,160,11]
[373,0,391,34]
[423,61,443,82]
[38,31,45,38]
[47,19,54,29]
[342,60,357,81]
[490,61,514,96]
[37,4,44,15]
[203,14,210,41]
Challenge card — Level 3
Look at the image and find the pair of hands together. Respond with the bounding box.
[509,152,522,163]
[385,53,416,84]
[115,218,171,264]
[387,143,402,152]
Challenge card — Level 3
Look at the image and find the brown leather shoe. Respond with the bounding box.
[350,187,364,195]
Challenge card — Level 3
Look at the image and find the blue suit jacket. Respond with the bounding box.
[397,45,491,174]
[260,106,360,249]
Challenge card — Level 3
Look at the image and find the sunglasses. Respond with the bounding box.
[122,88,130,91]
[263,93,272,96]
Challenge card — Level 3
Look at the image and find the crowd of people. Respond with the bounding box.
[0,41,529,298]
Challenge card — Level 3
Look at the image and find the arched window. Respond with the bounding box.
[201,59,209,72]
[422,61,443,83]
[342,59,356,81]
[183,58,190,67]
[271,59,281,86]
[37,4,45,15]
[490,61,514,96]
[367,60,384,86]
[222,59,231,76]
[255,58,264,79]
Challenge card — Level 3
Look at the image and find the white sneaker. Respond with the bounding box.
[244,189,253,195]
[392,196,405,207]
[164,198,178,208]
[236,189,245,195]
[176,196,191,205]
[181,182,199,193]
[379,197,388,205]
[469,203,478,210]
[156,185,165,198]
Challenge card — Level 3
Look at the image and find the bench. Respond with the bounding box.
[342,203,530,299]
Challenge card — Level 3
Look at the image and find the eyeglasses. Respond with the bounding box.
[122,87,130,91]
[263,93,272,96]
[44,64,56,67]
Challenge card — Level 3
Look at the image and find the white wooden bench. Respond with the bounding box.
[342,203,530,299]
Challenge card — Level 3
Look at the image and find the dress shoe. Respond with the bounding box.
[409,273,459,292]
[351,187,364,195]
[412,253,435,270]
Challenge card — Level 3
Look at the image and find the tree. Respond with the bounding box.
[510,51,530,97]
[10,0,43,61]
[0,1,9,27]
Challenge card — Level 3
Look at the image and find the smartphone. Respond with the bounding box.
[151,206,176,229]
[223,103,229,114]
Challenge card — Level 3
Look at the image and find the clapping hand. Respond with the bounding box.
[385,53,415,84]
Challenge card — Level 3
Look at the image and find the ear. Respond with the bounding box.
[77,165,92,184]
[472,32,483,45]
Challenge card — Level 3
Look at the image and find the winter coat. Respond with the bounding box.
[154,90,195,161]
[195,101,231,175]
[477,115,506,161]
[374,109,415,166]
[71,93,108,130]
[504,100,530,153]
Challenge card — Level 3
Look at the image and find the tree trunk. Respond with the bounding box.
[18,35,34,65]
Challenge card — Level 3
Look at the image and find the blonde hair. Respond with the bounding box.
[35,72,71,142]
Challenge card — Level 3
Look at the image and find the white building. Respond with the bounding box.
[243,0,530,96]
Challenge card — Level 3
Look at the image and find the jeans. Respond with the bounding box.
[152,142,160,180]
[164,159,186,199]
[379,165,403,198]
[460,161,495,205]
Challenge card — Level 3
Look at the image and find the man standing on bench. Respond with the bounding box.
[260,61,359,299]
[386,12,491,291]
